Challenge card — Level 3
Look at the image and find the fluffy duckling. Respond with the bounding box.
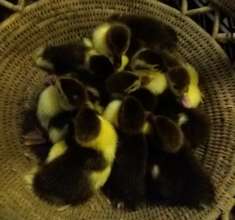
[179,110,210,149]
[89,54,114,79]
[155,91,210,149]
[151,115,184,154]
[32,107,118,205]
[105,71,141,96]
[67,67,111,108]
[102,99,122,128]
[33,40,114,78]
[181,63,203,108]
[129,88,158,112]
[103,96,148,210]
[146,144,215,208]
[154,89,182,119]
[167,63,203,109]
[134,69,168,96]
[145,113,214,207]
[36,76,87,143]
[130,48,168,72]
[33,42,89,74]
[92,21,131,69]
[108,14,178,57]
[105,69,159,112]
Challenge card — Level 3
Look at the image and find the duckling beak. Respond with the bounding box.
[181,96,191,108]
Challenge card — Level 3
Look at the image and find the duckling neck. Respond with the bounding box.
[58,91,75,111]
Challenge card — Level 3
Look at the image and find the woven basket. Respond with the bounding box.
[0,0,235,219]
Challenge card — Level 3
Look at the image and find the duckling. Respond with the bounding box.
[33,40,114,77]
[146,143,215,208]
[145,113,214,207]
[23,78,86,147]
[166,63,203,109]
[130,48,168,72]
[92,21,131,69]
[32,107,118,205]
[108,14,178,57]
[102,99,122,128]
[89,54,114,79]
[105,71,141,96]
[129,88,158,112]
[179,109,210,149]
[166,66,190,96]
[181,63,203,108]
[152,115,184,154]
[36,76,87,143]
[73,107,118,192]
[67,67,111,107]
[155,91,210,149]
[134,68,168,96]
[47,110,76,144]
[33,42,88,74]
[103,96,148,210]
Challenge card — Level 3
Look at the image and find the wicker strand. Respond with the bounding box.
[216,33,235,43]
[221,198,235,220]
[181,0,188,14]
[186,6,213,16]
[0,0,24,11]
[212,10,220,38]
[18,0,25,8]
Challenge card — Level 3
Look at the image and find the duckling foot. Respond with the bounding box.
[22,128,47,146]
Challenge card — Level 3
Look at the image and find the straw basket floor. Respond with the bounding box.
[0,0,234,219]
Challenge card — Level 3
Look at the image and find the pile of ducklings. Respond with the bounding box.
[23,14,215,211]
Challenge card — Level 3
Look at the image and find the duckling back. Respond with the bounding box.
[37,85,62,130]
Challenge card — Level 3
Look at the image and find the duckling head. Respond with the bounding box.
[167,66,190,97]
[92,22,131,68]
[56,77,88,110]
[74,108,101,143]
[118,96,145,134]
[131,48,167,71]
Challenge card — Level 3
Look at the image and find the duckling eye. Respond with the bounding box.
[173,83,189,95]
[72,94,79,100]
[141,75,151,86]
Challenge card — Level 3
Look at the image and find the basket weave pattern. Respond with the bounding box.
[0,0,235,219]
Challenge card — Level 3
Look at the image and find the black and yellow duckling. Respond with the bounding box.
[178,110,210,149]
[130,48,168,72]
[146,143,215,208]
[103,96,148,210]
[129,88,158,112]
[166,63,203,109]
[145,113,214,208]
[151,115,184,154]
[108,14,178,57]
[33,40,114,78]
[67,66,112,108]
[31,107,118,205]
[92,21,131,70]
[105,71,141,96]
[23,76,87,147]
[155,89,210,150]
[22,76,87,147]
[134,68,168,96]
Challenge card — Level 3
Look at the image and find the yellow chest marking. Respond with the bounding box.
[46,141,68,163]
[80,117,118,164]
